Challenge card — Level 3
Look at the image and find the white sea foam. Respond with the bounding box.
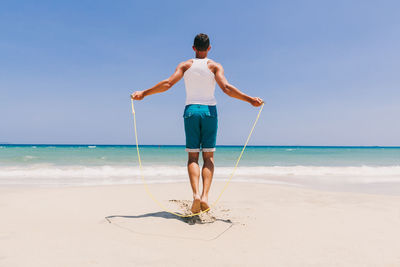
[88,146,96,148]
[0,165,400,187]
[23,155,36,160]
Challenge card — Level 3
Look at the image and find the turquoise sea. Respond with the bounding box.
[1,145,400,194]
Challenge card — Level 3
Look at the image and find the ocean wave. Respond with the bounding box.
[23,155,37,160]
[0,165,400,186]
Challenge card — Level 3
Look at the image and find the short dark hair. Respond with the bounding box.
[193,33,210,51]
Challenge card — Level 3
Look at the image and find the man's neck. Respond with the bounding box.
[195,52,208,59]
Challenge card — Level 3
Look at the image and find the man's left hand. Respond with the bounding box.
[131,91,145,100]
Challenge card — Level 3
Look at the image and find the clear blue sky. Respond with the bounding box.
[1,0,399,146]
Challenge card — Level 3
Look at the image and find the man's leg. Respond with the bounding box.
[187,152,201,213]
[201,151,214,210]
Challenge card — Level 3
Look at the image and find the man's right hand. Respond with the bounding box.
[250,97,264,107]
[131,91,145,100]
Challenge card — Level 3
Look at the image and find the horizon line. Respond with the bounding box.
[1,144,400,148]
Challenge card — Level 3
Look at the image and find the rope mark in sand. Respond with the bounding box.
[105,200,235,241]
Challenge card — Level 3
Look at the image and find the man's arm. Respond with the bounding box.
[131,61,189,100]
[213,63,263,107]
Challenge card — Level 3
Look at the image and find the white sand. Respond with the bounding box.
[1,182,400,266]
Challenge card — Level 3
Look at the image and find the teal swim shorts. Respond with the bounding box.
[183,104,218,152]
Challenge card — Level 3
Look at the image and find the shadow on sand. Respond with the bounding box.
[105,211,232,225]
[105,211,234,241]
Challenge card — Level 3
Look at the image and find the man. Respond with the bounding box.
[131,33,263,214]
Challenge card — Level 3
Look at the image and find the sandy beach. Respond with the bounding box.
[3,0,400,266]
[1,182,400,266]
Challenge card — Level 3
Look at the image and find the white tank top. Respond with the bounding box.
[183,58,217,105]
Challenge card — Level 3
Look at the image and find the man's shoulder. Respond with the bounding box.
[206,59,223,72]
[177,59,194,71]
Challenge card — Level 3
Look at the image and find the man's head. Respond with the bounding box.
[193,33,210,53]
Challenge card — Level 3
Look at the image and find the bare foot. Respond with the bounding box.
[200,197,210,211]
[191,197,201,214]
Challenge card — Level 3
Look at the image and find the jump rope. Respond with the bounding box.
[131,99,264,217]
